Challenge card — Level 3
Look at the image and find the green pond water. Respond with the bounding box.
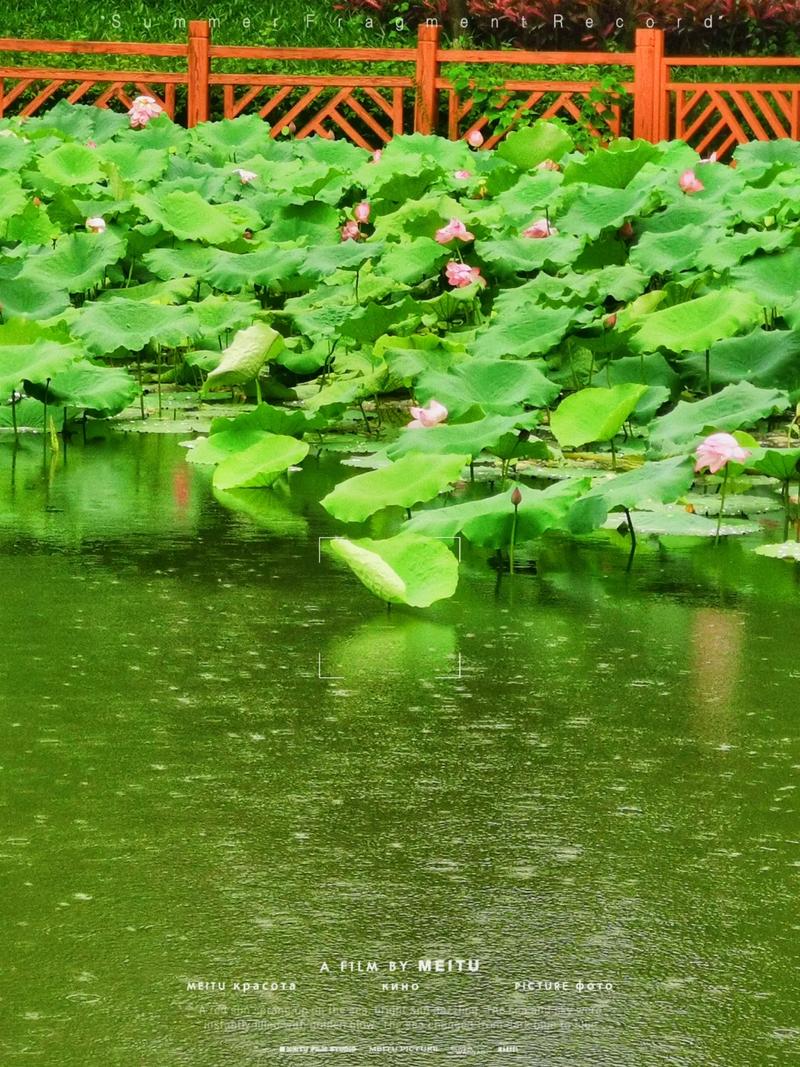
[1,431,798,1067]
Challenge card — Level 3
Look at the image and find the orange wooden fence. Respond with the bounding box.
[0,23,798,157]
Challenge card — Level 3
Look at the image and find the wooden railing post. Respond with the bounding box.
[187,19,210,126]
[633,28,667,141]
[414,22,441,135]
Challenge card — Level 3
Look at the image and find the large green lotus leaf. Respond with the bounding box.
[71,298,200,354]
[23,362,137,417]
[562,139,662,188]
[747,446,800,481]
[470,303,577,360]
[371,195,461,242]
[631,290,763,354]
[5,202,61,245]
[568,456,695,533]
[97,277,197,305]
[378,334,467,382]
[0,339,80,396]
[262,201,339,245]
[733,139,800,173]
[193,295,264,338]
[363,156,445,203]
[205,323,284,387]
[629,224,712,276]
[648,381,789,456]
[188,114,271,160]
[321,452,468,523]
[328,533,459,607]
[727,180,799,225]
[387,412,541,460]
[556,185,652,238]
[0,277,70,319]
[27,100,129,143]
[23,231,125,293]
[604,507,757,537]
[38,143,104,186]
[730,249,800,310]
[188,428,271,466]
[680,328,800,398]
[550,384,648,448]
[210,401,323,438]
[340,298,421,344]
[300,240,386,280]
[496,122,573,170]
[0,134,35,173]
[212,433,309,491]
[0,173,31,227]
[97,141,169,184]
[204,247,307,291]
[415,358,560,417]
[405,477,590,547]
[604,352,679,422]
[695,227,791,271]
[134,189,257,244]
[142,244,216,280]
[377,238,450,286]
[475,235,583,275]
[753,541,800,562]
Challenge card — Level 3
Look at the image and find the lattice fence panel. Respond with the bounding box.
[446,86,626,148]
[0,74,180,119]
[216,81,412,148]
[672,85,800,159]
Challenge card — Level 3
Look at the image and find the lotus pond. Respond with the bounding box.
[1,102,799,1062]
[1,430,800,1065]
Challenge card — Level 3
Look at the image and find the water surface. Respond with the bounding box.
[1,432,798,1066]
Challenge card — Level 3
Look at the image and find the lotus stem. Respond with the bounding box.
[715,467,729,545]
[255,377,262,406]
[782,481,790,540]
[10,393,17,437]
[610,436,617,471]
[42,378,50,454]
[137,355,145,419]
[705,347,711,396]
[509,486,521,575]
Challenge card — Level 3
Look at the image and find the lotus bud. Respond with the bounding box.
[32,196,41,207]
[467,129,484,148]
[618,221,634,240]
[511,487,522,506]
[354,200,371,223]
[606,312,617,328]
[86,216,106,234]
[243,228,254,240]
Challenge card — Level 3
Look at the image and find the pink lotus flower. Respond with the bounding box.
[618,221,635,240]
[234,168,257,184]
[407,398,448,429]
[522,218,557,238]
[86,139,97,148]
[694,432,750,474]
[354,200,370,223]
[372,149,382,163]
[128,94,163,128]
[536,159,561,171]
[340,219,361,242]
[467,129,484,148]
[679,169,704,194]
[85,216,106,234]
[454,169,471,180]
[605,313,617,328]
[435,218,475,244]
[445,260,483,288]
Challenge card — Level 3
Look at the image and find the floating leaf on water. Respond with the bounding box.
[328,533,459,607]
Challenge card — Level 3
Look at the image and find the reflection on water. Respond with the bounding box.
[1,432,798,1066]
